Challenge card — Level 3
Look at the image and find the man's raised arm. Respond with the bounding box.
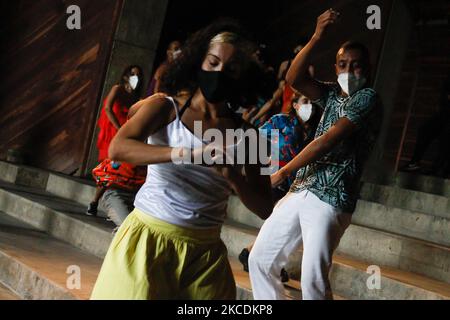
[286,9,340,101]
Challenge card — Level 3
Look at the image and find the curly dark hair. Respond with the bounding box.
[160,19,267,106]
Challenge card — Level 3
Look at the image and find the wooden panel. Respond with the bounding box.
[383,0,450,170]
[0,0,123,175]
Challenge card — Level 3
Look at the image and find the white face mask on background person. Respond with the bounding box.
[296,103,313,123]
[337,72,367,96]
[172,49,182,60]
[129,75,139,90]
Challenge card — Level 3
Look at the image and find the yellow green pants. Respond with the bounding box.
[90,208,236,300]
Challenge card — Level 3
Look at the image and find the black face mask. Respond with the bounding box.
[198,69,238,103]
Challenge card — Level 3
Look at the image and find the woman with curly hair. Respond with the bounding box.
[90,20,273,300]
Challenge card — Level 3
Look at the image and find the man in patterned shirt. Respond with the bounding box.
[249,9,382,300]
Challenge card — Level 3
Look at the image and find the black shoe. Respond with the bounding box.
[402,162,421,172]
[86,202,98,216]
[238,248,250,272]
[280,268,289,283]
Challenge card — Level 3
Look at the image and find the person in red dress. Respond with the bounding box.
[87,65,143,216]
[97,65,143,161]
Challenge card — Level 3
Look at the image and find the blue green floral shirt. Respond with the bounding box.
[289,84,382,213]
[259,114,304,191]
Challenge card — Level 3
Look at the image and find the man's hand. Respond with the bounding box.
[270,168,289,188]
[313,9,340,41]
[242,106,259,124]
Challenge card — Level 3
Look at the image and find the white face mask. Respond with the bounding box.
[129,75,139,90]
[337,72,367,96]
[172,49,182,60]
[296,103,313,123]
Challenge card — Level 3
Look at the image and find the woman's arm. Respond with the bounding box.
[108,95,180,165]
[220,163,273,220]
[214,132,274,220]
[250,82,284,123]
[128,93,167,119]
[104,85,122,130]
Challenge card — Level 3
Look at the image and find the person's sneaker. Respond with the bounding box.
[86,202,98,216]
[238,248,250,272]
[112,226,119,235]
[402,162,421,172]
[280,268,289,283]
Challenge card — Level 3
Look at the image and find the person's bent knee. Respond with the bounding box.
[248,248,275,275]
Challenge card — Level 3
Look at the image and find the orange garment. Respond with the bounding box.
[97,98,130,161]
[92,159,147,192]
[281,84,295,114]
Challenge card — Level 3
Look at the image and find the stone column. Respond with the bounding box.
[83,0,168,176]
[363,0,413,183]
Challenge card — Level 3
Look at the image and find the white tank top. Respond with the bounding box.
[134,97,232,228]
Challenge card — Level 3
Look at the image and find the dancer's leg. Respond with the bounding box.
[249,192,305,300]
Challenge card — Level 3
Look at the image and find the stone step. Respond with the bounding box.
[5,160,449,219]
[366,170,450,198]
[0,215,102,300]
[4,161,448,247]
[0,181,115,259]
[0,161,97,208]
[1,161,449,299]
[0,213,290,300]
[221,222,450,300]
[337,224,450,284]
[2,186,447,300]
[222,216,450,284]
[351,200,450,247]
[0,283,20,300]
[2,180,449,284]
[359,182,450,219]
[228,194,450,248]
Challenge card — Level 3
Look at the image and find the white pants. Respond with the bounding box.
[248,190,352,300]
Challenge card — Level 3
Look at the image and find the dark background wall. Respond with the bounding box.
[153,0,392,86]
[0,0,123,175]
[383,0,450,171]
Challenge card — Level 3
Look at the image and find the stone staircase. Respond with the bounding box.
[0,160,449,300]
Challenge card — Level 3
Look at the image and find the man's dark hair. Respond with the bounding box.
[339,41,371,69]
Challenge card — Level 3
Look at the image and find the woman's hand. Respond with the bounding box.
[189,143,241,186]
[190,142,235,166]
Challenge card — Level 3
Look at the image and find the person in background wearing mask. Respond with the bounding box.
[249,9,382,300]
[87,65,143,216]
[90,20,273,300]
[147,40,182,96]
[238,92,322,280]
[261,93,322,200]
[249,45,315,126]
